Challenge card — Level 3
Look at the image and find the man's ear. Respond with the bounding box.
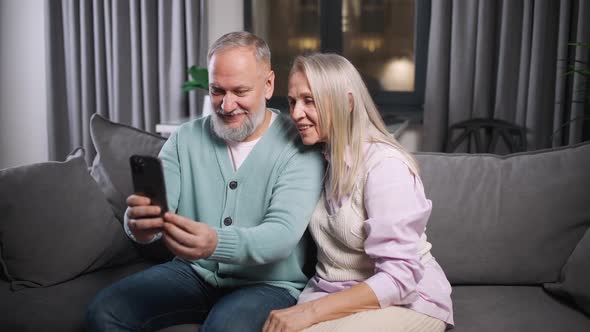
[265,70,275,100]
[348,92,354,113]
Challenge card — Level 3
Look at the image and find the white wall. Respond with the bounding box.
[207,0,243,46]
[398,124,423,153]
[0,0,48,169]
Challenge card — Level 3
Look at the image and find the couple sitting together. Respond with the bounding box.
[86,31,454,332]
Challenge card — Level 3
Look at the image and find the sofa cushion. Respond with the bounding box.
[89,114,173,262]
[89,113,167,222]
[0,261,153,331]
[544,227,590,316]
[450,286,590,332]
[415,141,590,284]
[0,149,138,290]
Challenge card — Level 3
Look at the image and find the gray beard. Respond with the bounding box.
[211,107,267,142]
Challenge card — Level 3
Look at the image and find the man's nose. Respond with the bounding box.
[221,94,236,112]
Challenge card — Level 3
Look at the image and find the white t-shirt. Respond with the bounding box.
[226,111,277,170]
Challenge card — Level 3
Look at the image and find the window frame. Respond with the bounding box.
[244,0,431,117]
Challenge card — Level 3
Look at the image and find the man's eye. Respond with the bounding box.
[210,88,224,96]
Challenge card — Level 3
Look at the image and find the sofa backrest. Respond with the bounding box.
[415,141,590,285]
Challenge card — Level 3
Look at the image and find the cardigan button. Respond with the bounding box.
[223,217,233,226]
[229,181,238,189]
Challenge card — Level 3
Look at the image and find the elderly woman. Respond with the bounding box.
[263,53,454,332]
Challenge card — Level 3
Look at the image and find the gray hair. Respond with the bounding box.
[207,31,271,69]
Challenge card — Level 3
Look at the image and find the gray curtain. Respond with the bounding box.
[45,0,208,162]
[423,0,590,152]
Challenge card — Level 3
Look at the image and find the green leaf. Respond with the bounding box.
[189,66,208,84]
[568,41,590,49]
[182,66,208,93]
[182,82,199,93]
[566,68,590,77]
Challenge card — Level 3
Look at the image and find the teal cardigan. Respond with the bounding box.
[159,110,325,298]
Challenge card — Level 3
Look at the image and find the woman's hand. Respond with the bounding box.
[263,302,318,332]
[263,282,381,332]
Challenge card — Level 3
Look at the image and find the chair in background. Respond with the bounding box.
[445,118,527,154]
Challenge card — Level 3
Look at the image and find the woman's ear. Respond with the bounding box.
[347,92,354,113]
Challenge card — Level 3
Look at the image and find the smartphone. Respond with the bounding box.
[129,155,169,214]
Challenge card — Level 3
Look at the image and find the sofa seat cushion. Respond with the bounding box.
[451,286,590,332]
[0,261,153,332]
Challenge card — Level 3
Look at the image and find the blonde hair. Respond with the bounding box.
[290,53,419,201]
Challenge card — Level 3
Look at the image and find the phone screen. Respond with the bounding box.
[129,155,169,213]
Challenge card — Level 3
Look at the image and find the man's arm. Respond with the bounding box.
[158,130,182,214]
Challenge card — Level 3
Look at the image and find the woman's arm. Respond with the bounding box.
[263,282,380,332]
[362,155,431,307]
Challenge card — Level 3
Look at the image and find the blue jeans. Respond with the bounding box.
[86,260,296,332]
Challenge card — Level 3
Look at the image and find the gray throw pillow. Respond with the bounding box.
[415,141,590,285]
[0,149,138,290]
[89,113,166,222]
[544,227,590,316]
[89,114,173,262]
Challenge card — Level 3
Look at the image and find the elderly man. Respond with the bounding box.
[87,31,324,332]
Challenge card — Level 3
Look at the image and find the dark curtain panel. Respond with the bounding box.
[45,0,208,162]
[423,0,590,152]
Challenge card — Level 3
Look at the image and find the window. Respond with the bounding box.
[244,0,431,119]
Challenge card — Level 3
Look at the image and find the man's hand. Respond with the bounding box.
[162,212,218,260]
[263,302,318,332]
[126,194,165,243]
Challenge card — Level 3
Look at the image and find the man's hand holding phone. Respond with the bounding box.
[126,197,218,259]
[160,212,218,261]
[126,194,165,243]
[128,155,169,243]
[128,155,219,259]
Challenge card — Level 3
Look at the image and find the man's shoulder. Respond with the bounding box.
[173,116,214,141]
[178,116,209,131]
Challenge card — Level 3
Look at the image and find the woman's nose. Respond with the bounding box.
[291,103,304,120]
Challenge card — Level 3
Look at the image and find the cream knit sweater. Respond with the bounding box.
[309,147,433,282]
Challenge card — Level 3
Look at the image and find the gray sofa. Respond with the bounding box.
[1,113,589,331]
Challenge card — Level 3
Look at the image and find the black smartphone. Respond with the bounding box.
[129,155,169,214]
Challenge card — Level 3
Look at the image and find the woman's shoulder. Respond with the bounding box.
[364,141,412,170]
[362,142,424,193]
